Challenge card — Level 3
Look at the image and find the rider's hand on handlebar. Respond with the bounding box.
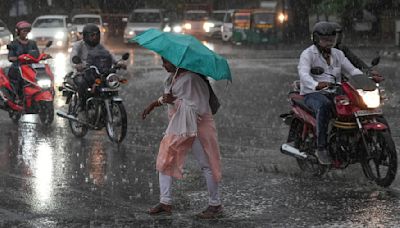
[316,82,331,90]
[43,54,52,60]
[371,70,384,83]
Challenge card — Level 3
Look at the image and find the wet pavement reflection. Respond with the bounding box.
[0,39,399,227]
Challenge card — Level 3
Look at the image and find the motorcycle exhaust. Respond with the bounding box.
[56,110,94,128]
[280,143,307,159]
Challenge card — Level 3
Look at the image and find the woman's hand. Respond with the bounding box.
[142,101,159,120]
[162,93,176,104]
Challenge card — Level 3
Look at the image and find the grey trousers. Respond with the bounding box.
[159,137,221,206]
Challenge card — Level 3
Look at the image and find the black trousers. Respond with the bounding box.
[73,71,96,107]
[8,67,24,99]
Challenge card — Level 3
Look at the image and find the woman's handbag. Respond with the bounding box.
[200,76,220,115]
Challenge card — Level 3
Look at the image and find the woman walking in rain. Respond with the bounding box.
[142,57,223,219]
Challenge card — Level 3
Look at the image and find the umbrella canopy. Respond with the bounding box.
[131,29,232,81]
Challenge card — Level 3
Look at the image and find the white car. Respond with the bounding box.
[205,10,227,38]
[221,10,234,42]
[123,8,166,44]
[71,14,107,43]
[0,19,13,54]
[29,15,73,49]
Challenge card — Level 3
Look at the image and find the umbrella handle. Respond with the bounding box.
[169,68,180,94]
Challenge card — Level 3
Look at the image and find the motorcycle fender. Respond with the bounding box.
[363,122,388,131]
[112,97,123,102]
[34,90,53,102]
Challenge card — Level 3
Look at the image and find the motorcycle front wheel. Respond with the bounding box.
[361,130,397,187]
[39,101,54,126]
[105,101,127,143]
[68,94,88,138]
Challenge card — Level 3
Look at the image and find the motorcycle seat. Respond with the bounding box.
[291,97,315,116]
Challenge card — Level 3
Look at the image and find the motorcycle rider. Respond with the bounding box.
[70,23,126,109]
[298,21,363,164]
[8,21,40,103]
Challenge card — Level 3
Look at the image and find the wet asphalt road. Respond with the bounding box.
[0,38,400,227]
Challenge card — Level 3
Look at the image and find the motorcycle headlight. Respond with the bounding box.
[357,89,380,108]
[106,74,120,89]
[38,79,52,89]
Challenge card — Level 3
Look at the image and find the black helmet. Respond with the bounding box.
[312,21,336,45]
[82,23,100,47]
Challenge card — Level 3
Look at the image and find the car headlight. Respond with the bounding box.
[128,30,134,35]
[106,74,120,89]
[203,22,215,32]
[173,25,182,33]
[55,31,65,39]
[163,25,171,32]
[357,89,380,108]
[9,34,13,41]
[38,79,52,89]
[184,23,191,30]
[27,33,33,39]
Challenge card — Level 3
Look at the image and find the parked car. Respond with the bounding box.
[221,10,234,41]
[205,10,227,38]
[28,15,73,49]
[181,10,210,38]
[123,8,167,44]
[71,14,107,43]
[0,19,13,53]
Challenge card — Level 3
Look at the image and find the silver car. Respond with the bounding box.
[123,8,166,43]
[29,15,73,49]
[0,19,13,54]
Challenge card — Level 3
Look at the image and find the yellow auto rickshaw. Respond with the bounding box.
[231,9,252,43]
[247,8,283,44]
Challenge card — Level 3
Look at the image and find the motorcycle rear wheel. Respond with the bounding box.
[105,101,127,143]
[39,101,54,126]
[68,94,88,138]
[290,119,328,177]
[361,130,397,187]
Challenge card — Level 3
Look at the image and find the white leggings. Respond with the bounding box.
[159,137,221,206]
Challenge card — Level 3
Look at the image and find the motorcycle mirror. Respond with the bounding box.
[122,53,129,60]
[371,56,380,66]
[72,56,82,64]
[310,66,324,75]
[45,41,53,48]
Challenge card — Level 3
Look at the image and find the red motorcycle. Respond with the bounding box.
[0,41,54,125]
[280,57,397,187]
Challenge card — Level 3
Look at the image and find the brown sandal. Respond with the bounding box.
[148,203,172,215]
[196,205,223,219]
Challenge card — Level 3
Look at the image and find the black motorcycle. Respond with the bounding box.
[57,53,129,143]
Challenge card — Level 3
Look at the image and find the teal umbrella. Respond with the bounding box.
[131,29,232,81]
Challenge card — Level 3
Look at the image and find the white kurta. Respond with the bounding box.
[298,45,363,95]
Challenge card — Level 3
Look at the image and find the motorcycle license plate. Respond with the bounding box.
[32,63,45,69]
[355,109,383,116]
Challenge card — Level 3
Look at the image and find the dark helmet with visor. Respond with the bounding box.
[82,23,101,47]
[311,21,337,45]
